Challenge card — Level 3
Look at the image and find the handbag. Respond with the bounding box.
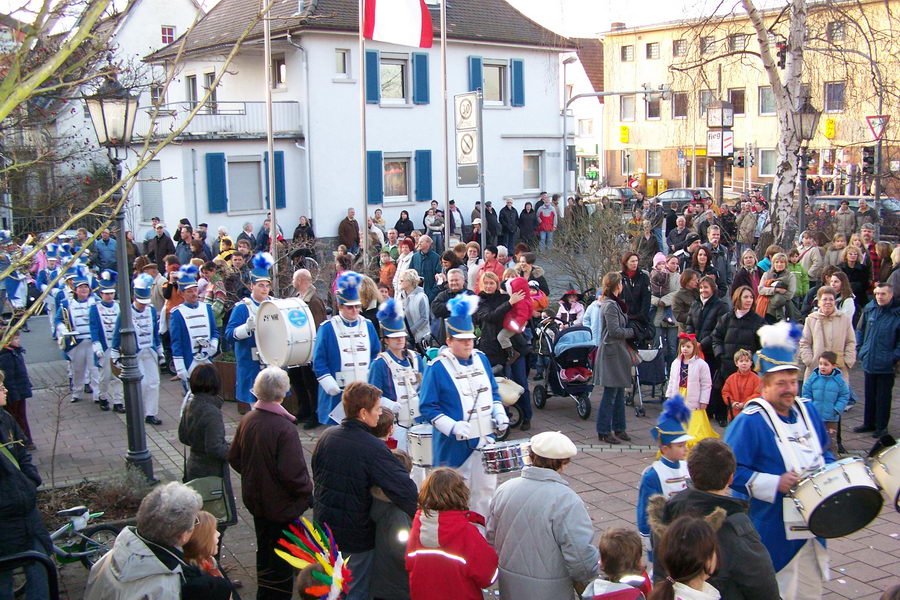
[185,475,237,526]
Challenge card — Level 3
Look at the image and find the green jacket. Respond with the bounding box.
[788,262,810,296]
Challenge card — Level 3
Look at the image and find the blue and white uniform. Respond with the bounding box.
[113,274,162,418]
[37,258,62,337]
[170,301,219,379]
[636,456,690,538]
[56,284,99,401]
[89,299,122,408]
[368,348,426,451]
[226,296,270,405]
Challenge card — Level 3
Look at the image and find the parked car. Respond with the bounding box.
[653,188,713,211]
[808,195,899,240]
[596,186,637,211]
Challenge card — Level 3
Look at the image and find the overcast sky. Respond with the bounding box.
[506,0,702,37]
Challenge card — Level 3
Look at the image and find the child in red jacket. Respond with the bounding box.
[499,276,533,364]
[406,468,498,600]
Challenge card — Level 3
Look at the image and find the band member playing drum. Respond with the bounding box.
[367,298,425,452]
[419,295,508,517]
[169,265,219,388]
[725,321,835,600]
[313,271,381,425]
[226,253,274,412]
[56,265,99,403]
[88,270,122,413]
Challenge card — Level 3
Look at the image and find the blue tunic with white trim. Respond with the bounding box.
[225,299,264,404]
[312,317,381,424]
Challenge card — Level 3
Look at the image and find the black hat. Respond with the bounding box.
[684,232,701,245]
[449,199,455,205]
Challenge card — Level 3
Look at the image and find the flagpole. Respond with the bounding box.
[440,0,450,245]
[263,0,278,285]
[358,0,370,265]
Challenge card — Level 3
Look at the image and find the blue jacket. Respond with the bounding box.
[581,300,603,346]
[410,249,441,301]
[225,299,264,404]
[802,367,850,422]
[92,238,117,270]
[856,297,900,374]
[0,346,31,402]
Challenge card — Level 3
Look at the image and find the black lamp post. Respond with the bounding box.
[792,97,822,236]
[85,76,154,480]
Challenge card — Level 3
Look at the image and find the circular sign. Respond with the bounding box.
[460,133,474,155]
[288,309,308,328]
[459,98,473,121]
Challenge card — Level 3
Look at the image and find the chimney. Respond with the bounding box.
[611,22,627,31]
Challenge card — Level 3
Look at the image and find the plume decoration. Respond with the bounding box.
[100,270,116,283]
[175,264,199,281]
[0,229,10,239]
[74,265,90,280]
[448,293,479,317]
[275,518,351,600]
[133,273,154,290]
[60,243,73,257]
[252,251,274,270]
[757,321,803,351]
[336,271,362,293]
[46,243,59,255]
[376,297,403,322]
[661,394,691,426]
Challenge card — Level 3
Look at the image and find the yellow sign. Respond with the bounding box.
[619,126,629,144]
[824,118,836,139]
[684,148,707,156]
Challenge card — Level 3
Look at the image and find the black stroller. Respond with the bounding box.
[627,334,667,417]
[532,319,595,420]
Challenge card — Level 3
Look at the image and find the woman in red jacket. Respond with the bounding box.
[406,468,498,600]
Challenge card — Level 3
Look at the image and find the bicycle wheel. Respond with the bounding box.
[79,525,120,568]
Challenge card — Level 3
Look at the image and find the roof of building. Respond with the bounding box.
[148,0,573,61]
[573,37,603,102]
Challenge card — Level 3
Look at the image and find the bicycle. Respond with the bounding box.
[12,505,121,597]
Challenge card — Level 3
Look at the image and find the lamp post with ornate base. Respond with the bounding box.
[791,97,822,237]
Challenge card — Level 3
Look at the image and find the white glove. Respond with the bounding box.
[92,342,104,359]
[451,421,472,440]
[110,350,120,361]
[209,338,219,356]
[233,324,251,340]
[319,375,341,396]
[492,404,509,432]
[246,313,257,332]
[177,369,188,381]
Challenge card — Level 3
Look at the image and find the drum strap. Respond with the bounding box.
[744,398,822,475]
[437,348,493,446]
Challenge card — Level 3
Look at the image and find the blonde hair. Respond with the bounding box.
[480,271,500,289]
[359,275,380,307]
[771,252,788,266]
[841,245,861,263]
[183,511,218,566]
[733,348,752,364]
[740,249,758,265]
[400,269,421,286]
[502,267,518,281]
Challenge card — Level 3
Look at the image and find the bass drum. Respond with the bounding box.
[255,298,317,367]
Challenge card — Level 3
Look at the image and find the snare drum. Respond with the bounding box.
[791,457,883,538]
[869,443,900,512]
[481,440,532,474]
[255,299,317,367]
[407,424,434,468]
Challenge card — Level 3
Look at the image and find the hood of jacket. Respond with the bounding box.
[527,265,545,279]
[647,491,733,538]
[106,526,182,583]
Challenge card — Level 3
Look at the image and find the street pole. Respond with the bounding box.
[477,88,486,253]
[111,158,154,481]
[798,149,808,235]
[874,137,883,240]
[262,0,278,286]
[714,158,725,206]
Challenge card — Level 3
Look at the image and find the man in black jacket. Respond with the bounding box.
[484,201,500,246]
[649,438,780,600]
[498,198,519,250]
[312,382,417,600]
[430,269,473,343]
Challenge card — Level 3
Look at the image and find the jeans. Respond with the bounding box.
[505,355,533,421]
[863,372,895,432]
[0,538,50,600]
[652,227,667,254]
[430,232,444,253]
[254,517,295,599]
[539,230,553,251]
[345,550,374,600]
[596,386,626,434]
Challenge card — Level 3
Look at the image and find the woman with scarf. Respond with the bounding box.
[691,245,725,297]
[596,272,635,445]
[838,245,870,314]
[619,252,652,346]
[730,249,764,300]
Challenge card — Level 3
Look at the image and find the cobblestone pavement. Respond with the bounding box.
[21,354,900,600]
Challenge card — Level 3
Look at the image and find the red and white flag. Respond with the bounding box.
[363,0,434,48]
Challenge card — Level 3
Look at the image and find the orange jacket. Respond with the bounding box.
[722,370,761,420]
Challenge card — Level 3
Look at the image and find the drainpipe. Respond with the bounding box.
[287,31,315,222]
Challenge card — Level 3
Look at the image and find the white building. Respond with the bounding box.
[130,0,574,242]
[563,39,604,195]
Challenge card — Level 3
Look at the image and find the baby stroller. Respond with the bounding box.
[532,319,595,420]
[626,334,667,417]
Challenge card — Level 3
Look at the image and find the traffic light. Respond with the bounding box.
[736,152,745,168]
[776,42,787,69]
[749,151,756,167]
[566,145,576,172]
[862,145,876,175]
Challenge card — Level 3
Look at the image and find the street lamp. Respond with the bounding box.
[85,75,154,481]
[792,97,822,235]
[706,100,734,205]
[561,55,578,209]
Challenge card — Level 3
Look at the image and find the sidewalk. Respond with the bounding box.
[22,359,900,599]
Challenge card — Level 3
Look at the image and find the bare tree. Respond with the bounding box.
[543,208,625,293]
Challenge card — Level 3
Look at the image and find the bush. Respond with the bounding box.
[542,207,627,293]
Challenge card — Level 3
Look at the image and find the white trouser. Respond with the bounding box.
[458,448,497,518]
[70,339,99,400]
[137,348,161,417]
[98,348,123,405]
[45,296,56,336]
[776,540,828,600]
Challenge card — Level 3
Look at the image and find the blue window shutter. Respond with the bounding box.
[365,50,380,104]
[412,52,430,105]
[263,151,287,210]
[468,56,483,92]
[205,152,227,213]
[511,58,525,107]
[415,150,432,202]
[366,151,384,205]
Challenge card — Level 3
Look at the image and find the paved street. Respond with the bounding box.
[17,315,900,599]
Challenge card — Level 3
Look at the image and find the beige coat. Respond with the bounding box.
[798,309,857,382]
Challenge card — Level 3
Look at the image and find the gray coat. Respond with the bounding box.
[598,298,635,388]
[487,467,599,600]
[178,393,230,481]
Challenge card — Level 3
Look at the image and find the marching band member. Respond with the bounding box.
[367,298,425,452]
[225,252,274,412]
[419,294,508,517]
[112,274,162,425]
[88,270,123,413]
[313,271,381,425]
[169,265,219,388]
[37,243,62,337]
[724,321,835,600]
[55,265,99,403]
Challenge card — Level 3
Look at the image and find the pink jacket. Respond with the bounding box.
[665,356,712,410]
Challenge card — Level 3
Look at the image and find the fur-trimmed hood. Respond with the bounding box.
[646,494,727,539]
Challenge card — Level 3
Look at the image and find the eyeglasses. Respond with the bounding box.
[193,516,201,527]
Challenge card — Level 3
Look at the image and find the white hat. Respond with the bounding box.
[472,218,482,225]
[530,431,577,460]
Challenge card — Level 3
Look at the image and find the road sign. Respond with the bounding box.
[454,92,481,187]
[454,93,477,131]
[456,131,478,165]
[866,115,890,141]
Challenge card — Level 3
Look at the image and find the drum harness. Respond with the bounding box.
[332,315,370,388]
[379,349,422,428]
[437,348,493,451]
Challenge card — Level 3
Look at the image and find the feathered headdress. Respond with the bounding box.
[446,294,479,339]
[652,394,693,446]
[335,271,362,305]
[377,297,406,338]
[175,264,199,289]
[98,269,118,293]
[755,320,802,374]
[71,264,91,286]
[250,252,274,282]
[133,273,154,303]
[275,518,351,600]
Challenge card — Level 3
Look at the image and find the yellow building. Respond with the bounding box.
[600,0,899,198]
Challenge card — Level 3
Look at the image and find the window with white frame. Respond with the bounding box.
[161,25,175,45]
[620,45,634,62]
[483,61,507,104]
[620,95,636,121]
[698,89,714,116]
[728,33,750,51]
[335,49,350,78]
[728,88,745,115]
[577,119,593,136]
[150,84,165,106]
[672,92,688,118]
[824,82,845,112]
[646,96,661,119]
[271,55,287,88]
[758,149,777,176]
[827,21,846,42]
[647,150,662,176]
[380,55,409,103]
[759,86,775,115]
[185,74,198,107]
[202,72,217,114]
[140,160,163,222]
[621,151,633,176]
[384,155,411,202]
[523,151,542,191]
[673,39,687,57]
[227,156,264,212]
[700,36,716,54]
[646,42,660,59]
